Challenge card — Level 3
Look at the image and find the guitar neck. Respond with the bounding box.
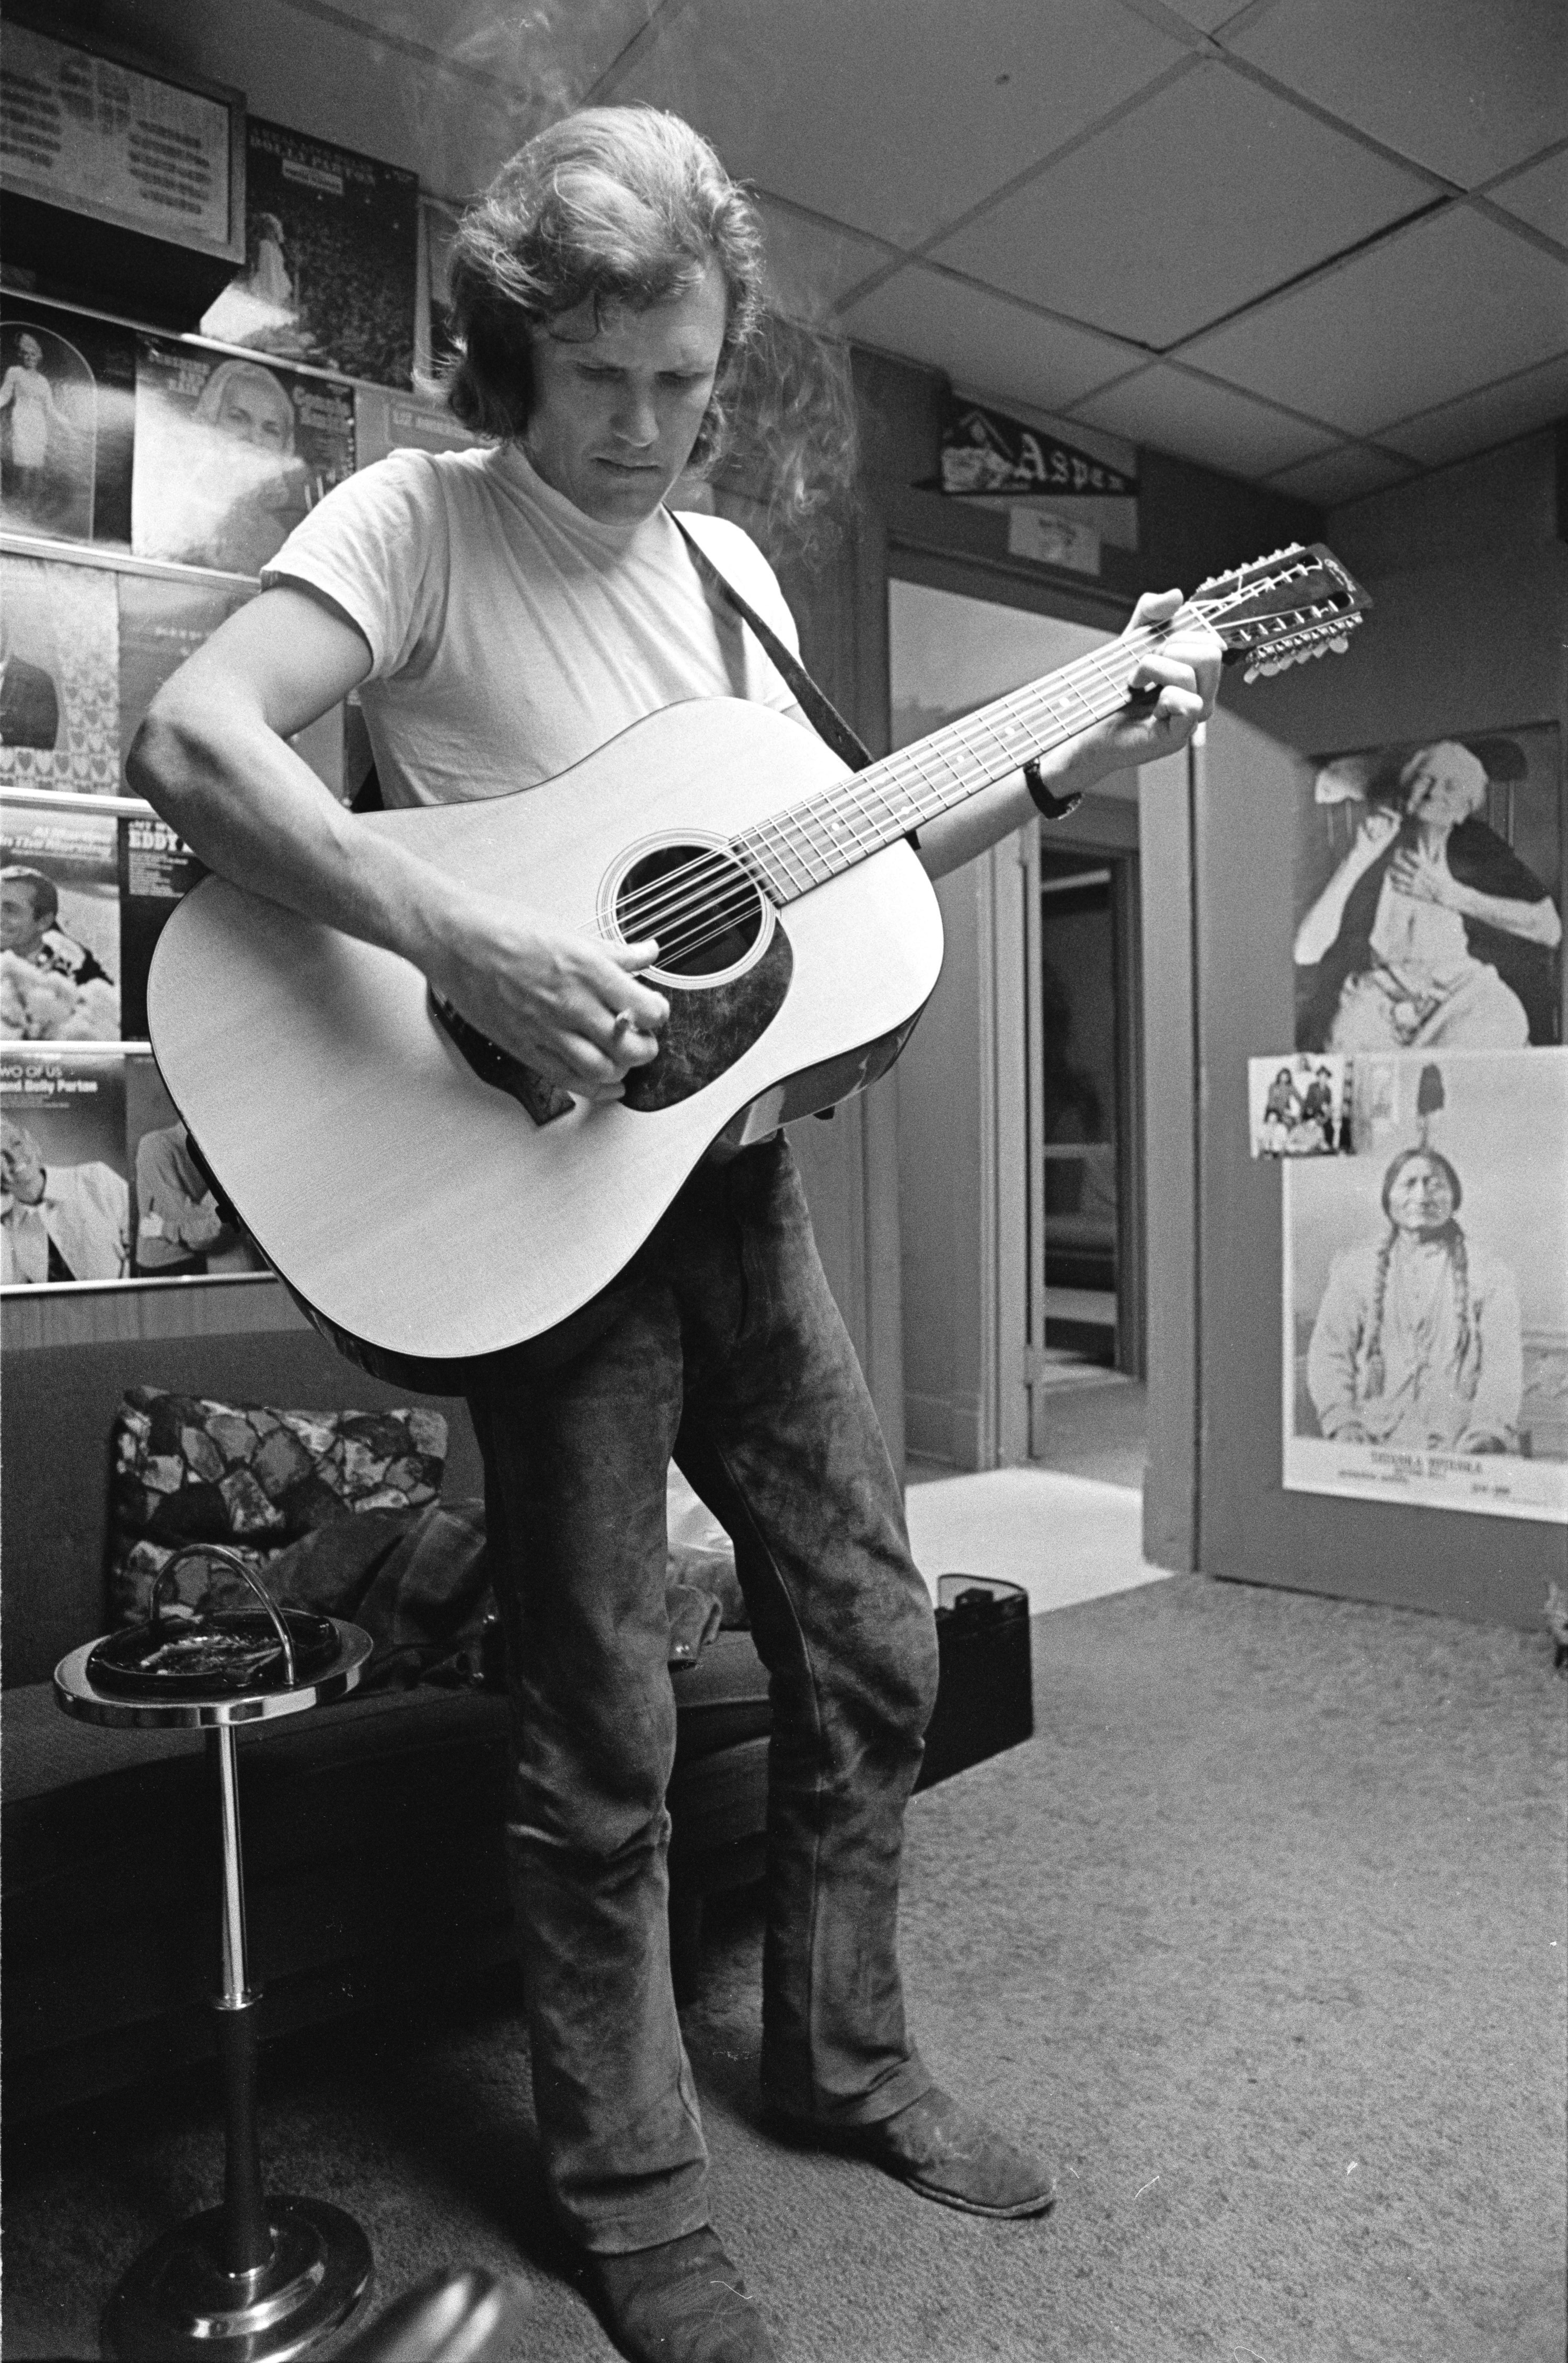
[732,626,1158,901]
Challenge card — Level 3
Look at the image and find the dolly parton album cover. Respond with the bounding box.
[1,1046,130,1286]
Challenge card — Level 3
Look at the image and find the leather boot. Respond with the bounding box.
[587,2226,777,2362]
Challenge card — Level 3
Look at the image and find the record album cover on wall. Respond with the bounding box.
[1,1045,130,1285]
[116,572,252,770]
[0,553,120,793]
[1283,1050,1568,1526]
[1294,728,1563,1054]
[131,334,355,578]
[1,799,121,1042]
[125,1053,262,1280]
[116,812,204,1044]
[117,572,344,800]
[199,118,419,389]
[0,299,136,547]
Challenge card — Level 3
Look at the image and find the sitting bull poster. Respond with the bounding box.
[1283,1050,1568,1525]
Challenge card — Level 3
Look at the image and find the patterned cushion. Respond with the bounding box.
[109,1385,448,1626]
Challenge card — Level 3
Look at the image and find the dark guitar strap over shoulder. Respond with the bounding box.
[671,509,1082,826]
[669,511,875,774]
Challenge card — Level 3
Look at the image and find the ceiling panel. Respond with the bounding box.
[1150,0,1256,32]
[838,267,1137,414]
[324,0,655,100]
[1181,206,1568,433]
[1228,0,1568,190]
[1264,444,1419,507]
[1068,361,1338,475]
[597,0,1188,249]
[929,60,1432,348]
[1375,353,1568,469]
[752,199,896,323]
[1487,152,1568,247]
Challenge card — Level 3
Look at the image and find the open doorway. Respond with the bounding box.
[1032,844,1144,1384]
[887,562,1146,1481]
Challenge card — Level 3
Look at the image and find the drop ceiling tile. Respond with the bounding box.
[1069,362,1339,475]
[1265,445,1419,506]
[1376,353,1568,468]
[1182,206,1568,433]
[1229,0,1568,189]
[597,0,1187,248]
[838,267,1137,413]
[929,60,1432,347]
[1488,151,1568,247]
[1155,1,1255,31]
[343,0,654,96]
[752,199,897,322]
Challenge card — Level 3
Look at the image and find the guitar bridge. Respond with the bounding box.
[428,990,574,1126]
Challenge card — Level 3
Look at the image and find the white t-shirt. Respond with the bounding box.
[261,442,802,808]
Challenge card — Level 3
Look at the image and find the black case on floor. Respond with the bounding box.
[917,1576,1033,1791]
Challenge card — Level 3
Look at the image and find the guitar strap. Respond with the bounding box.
[669,510,875,776]
[671,509,1083,829]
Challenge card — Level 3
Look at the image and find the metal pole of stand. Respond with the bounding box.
[209,1725,273,2279]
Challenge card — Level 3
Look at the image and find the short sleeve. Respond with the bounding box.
[261,451,448,682]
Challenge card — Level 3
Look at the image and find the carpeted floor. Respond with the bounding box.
[4,1573,1564,2363]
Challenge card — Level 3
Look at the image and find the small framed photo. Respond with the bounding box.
[1249,1054,1350,1158]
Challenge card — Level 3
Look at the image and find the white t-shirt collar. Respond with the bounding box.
[488,437,673,557]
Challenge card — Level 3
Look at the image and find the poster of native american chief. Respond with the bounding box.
[1283,1050,1568,1525]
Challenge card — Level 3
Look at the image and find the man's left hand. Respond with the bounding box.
[1077,588,1223,779]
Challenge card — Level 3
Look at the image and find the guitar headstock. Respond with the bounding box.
[1183,544,1370,683]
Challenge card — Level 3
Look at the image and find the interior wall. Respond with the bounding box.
[1190,430,1568,1627]
[851,348,1326,1477]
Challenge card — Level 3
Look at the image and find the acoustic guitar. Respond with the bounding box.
[148,544,1367,1381]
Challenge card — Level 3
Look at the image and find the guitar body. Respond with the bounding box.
[148,697,946,1376]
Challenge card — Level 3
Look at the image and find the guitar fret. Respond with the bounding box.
[726,556,1360,903]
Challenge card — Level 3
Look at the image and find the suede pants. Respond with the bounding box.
[465,1136,940,2253]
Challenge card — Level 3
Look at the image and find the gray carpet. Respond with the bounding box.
[4,1573,1564,2363]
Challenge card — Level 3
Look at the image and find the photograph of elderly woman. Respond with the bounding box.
[1284,1050,1568,1525]
[1294,731,1562,1052]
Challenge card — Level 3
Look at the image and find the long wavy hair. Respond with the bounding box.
[442,107,857,558]
[1362,1148,1477,1400]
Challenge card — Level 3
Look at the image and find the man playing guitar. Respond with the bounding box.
[132,106,1220,2363]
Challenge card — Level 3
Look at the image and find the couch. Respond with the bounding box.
[2,1320,773,2119]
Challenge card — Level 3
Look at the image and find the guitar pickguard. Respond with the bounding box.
[428,923,794,1122]
[620,923,793,1111]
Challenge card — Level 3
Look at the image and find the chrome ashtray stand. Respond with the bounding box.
[53,1549,376,2361]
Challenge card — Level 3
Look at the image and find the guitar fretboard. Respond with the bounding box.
[730,627,1158,901]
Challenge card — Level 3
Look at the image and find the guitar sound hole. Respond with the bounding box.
[616,844,764,979]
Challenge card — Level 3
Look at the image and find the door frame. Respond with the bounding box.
[885,541,1143,1466]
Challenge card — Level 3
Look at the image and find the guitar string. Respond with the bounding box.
[604,606,1197,941]
[615,637,1161,959]
[604,618,1178,944]
[635,615,1349,969]
[601,560,1338,957]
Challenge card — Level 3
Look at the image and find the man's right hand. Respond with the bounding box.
[427,900,670,1103]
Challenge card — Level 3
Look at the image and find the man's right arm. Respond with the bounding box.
[127,585,668,1100]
